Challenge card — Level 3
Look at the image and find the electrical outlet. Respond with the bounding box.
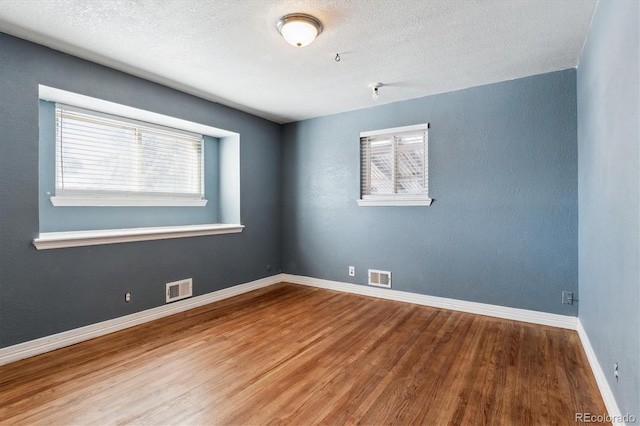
[614,362,619,382]
[125,292,131,303]
[348,266,355,277]
[561,291,574,305]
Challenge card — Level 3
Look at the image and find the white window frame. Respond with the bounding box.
[35,85,243,249]
[52,104,207,207]
[358,123,432,207]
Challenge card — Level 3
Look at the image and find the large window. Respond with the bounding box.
[52,105,206,207]
[34,85,242,249]
[359,123,432,206]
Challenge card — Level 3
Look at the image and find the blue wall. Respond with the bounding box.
[282,69,578,315]
[577,0,639,417]
[0,33,282,347]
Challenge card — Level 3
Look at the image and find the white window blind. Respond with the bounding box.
[359,123,431,206]
[53,104,206,206]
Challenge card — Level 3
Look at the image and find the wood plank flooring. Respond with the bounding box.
[0,283,607,425]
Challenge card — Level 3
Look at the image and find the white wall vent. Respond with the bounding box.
[166,278,193,303]
[368,269,391,288]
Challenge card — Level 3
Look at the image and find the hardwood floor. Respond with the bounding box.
[0,283,607,425]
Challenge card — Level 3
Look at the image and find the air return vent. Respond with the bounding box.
[166,278,193,303]
[368,269,391,288]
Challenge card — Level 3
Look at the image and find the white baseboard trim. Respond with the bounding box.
[281,274,578,330]
[577,319,625,425]
[0,274,281,367]
[282,275,631,422]
[2,272,619,421]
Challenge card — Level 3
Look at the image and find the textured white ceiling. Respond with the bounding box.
[0,0,597,123]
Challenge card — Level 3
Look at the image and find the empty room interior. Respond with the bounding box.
[0,0,638,424]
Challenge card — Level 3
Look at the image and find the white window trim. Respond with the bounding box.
[50,192,208,207]
[36,86,243,246]
[359,123,429,138]
[357,196,432,207]
[33,224,244,250]
[359,123,432,207]
[40,85,236,138]
[40,85,237,209]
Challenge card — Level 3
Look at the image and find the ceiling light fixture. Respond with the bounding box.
[277,13,323,47]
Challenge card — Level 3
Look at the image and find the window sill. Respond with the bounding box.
[50,196,208,207]
[357,197,433,207]
[33,223,244,250]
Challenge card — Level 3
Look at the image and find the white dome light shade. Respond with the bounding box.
[277,14,323,47]
[281,20,317,47]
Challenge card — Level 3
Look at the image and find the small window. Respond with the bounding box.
[359,123,432,206]
[52,105,207,207]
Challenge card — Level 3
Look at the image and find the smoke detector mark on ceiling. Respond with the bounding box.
[369,83,382,101]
